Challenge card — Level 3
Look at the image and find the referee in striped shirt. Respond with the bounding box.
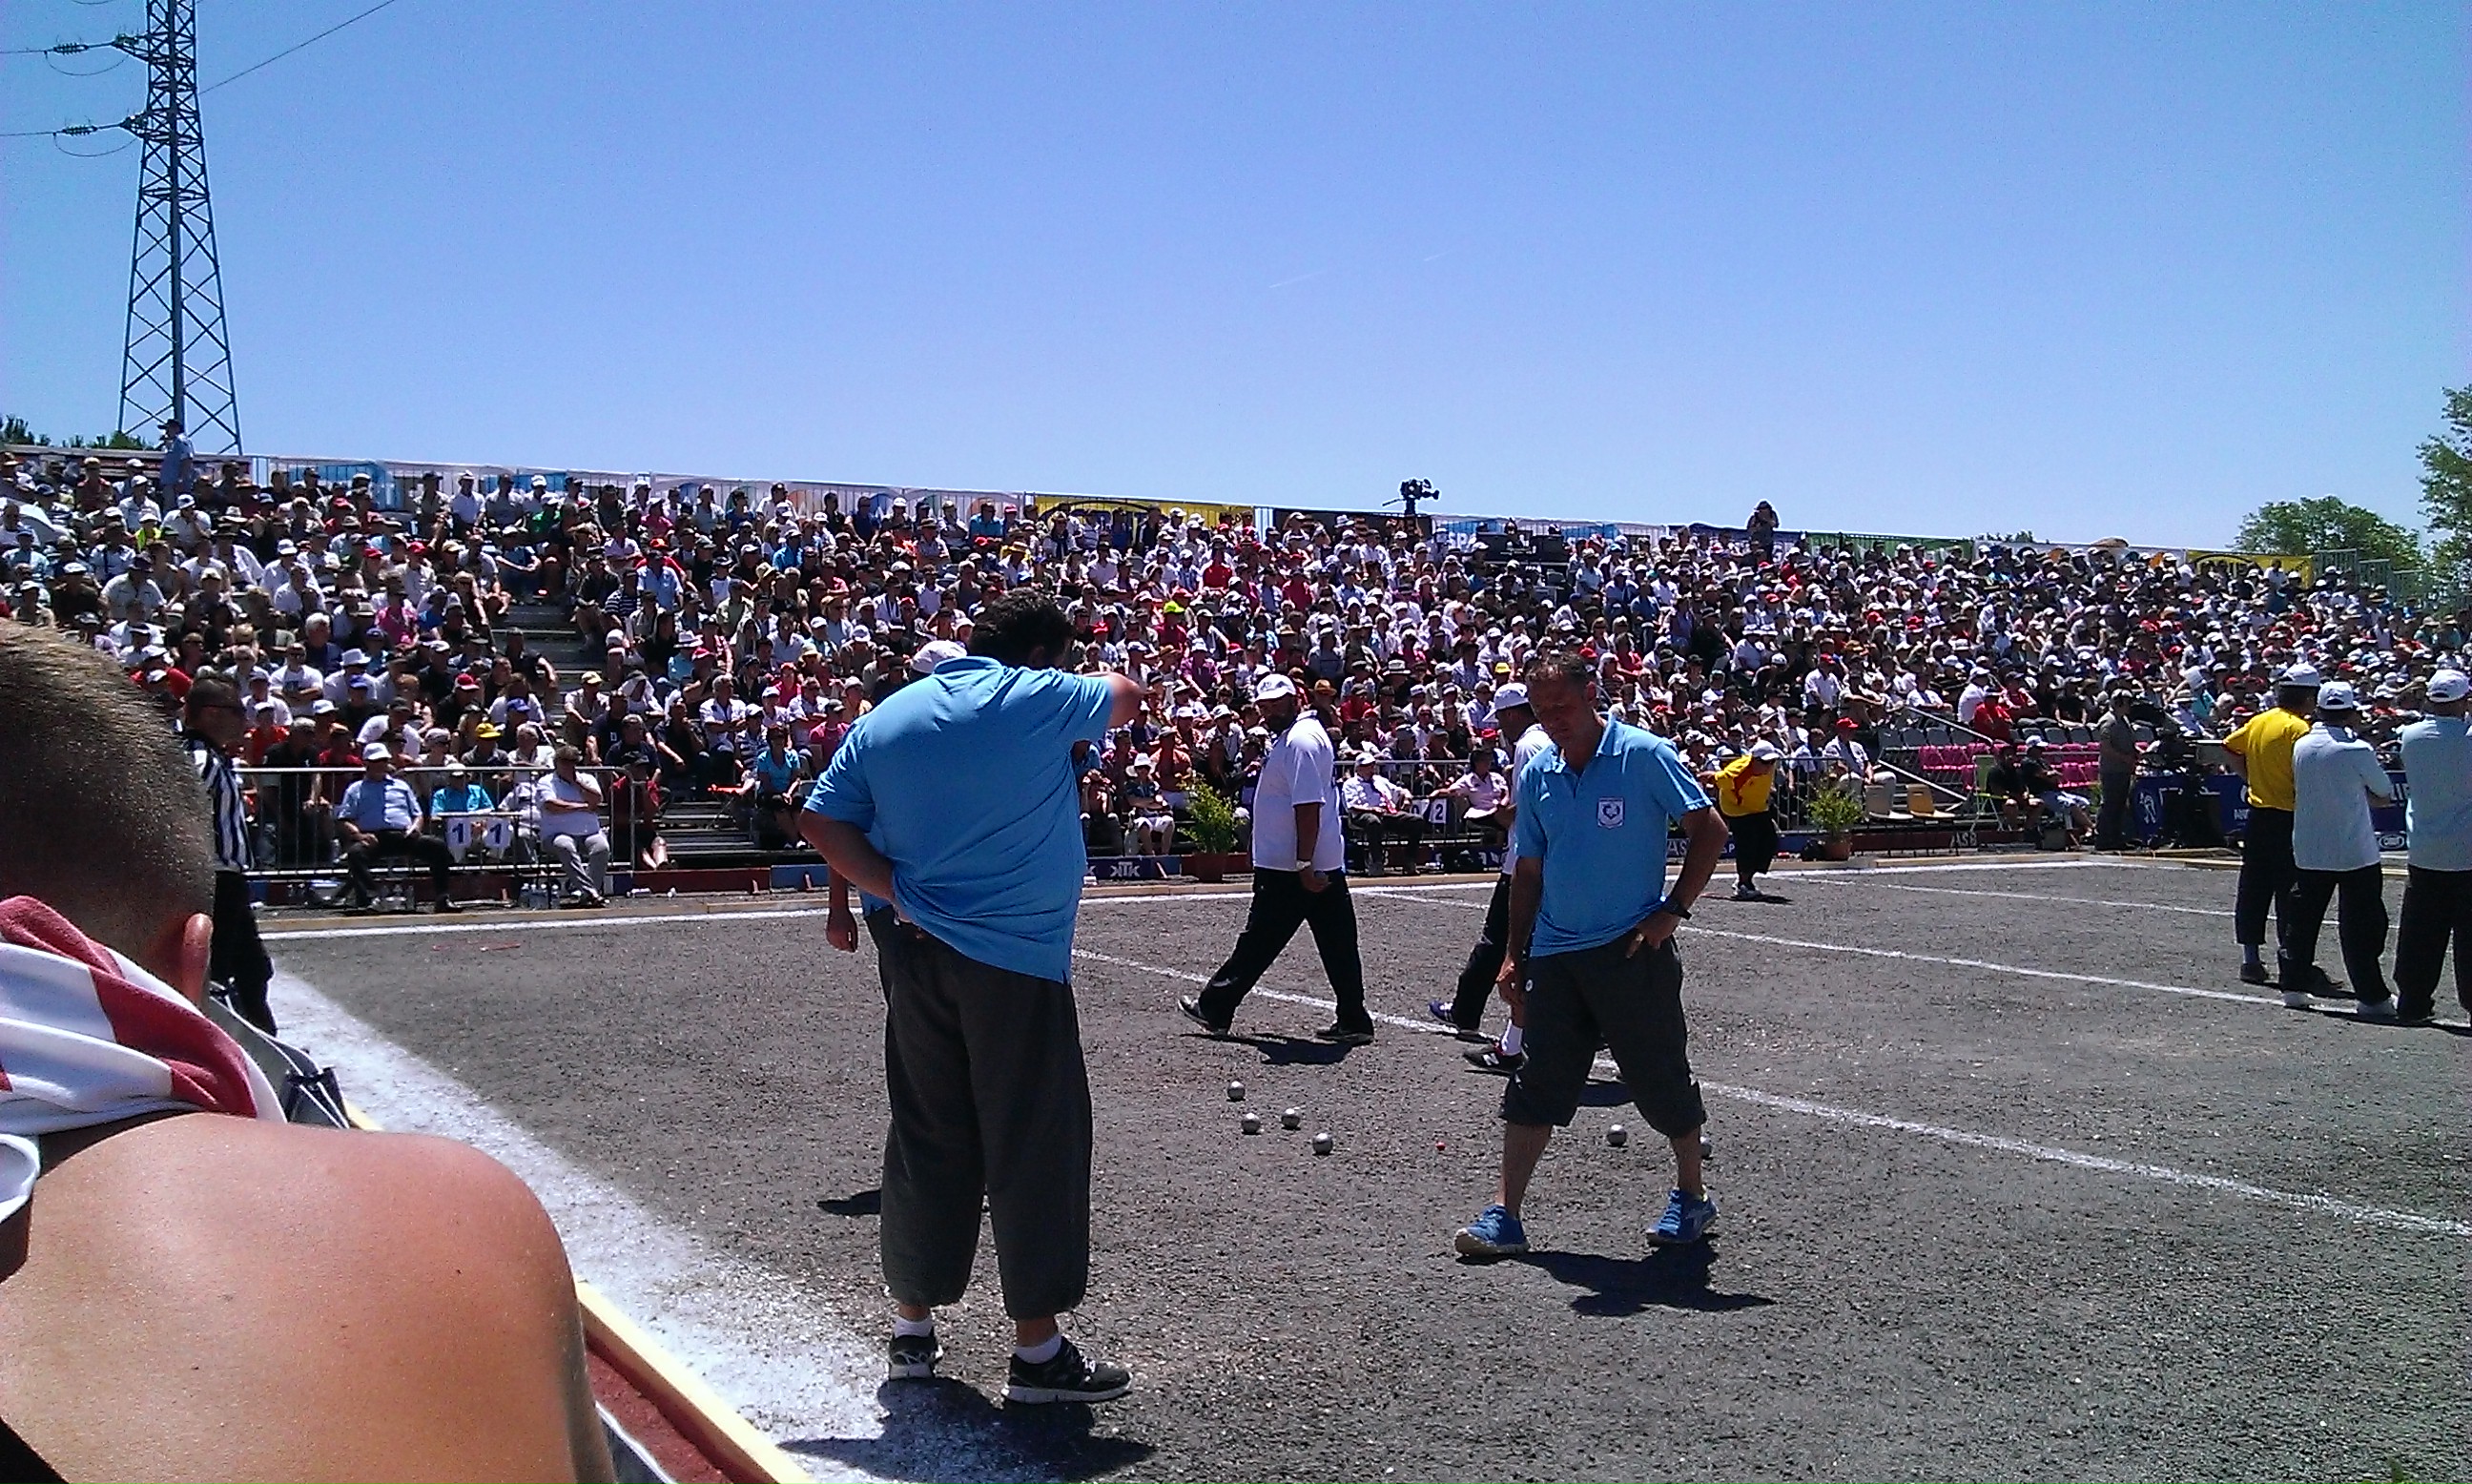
[183,674,278,1033]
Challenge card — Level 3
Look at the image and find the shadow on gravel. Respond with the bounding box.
[790,1378,1155,1482]
[818,1186,883,1217]
[1226,1032,1355,1066]
[1514,1243,1775,1318]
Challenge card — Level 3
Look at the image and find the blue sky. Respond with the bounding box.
[2,3,2462,545]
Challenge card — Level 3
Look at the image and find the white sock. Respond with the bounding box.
[1498,1024,1524,1057]
[1015,1332,1064,1365]
[893,1314,935,1338]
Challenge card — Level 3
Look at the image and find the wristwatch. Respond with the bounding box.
[1658,903,1692,920]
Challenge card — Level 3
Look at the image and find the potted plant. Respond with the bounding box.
[1181,781,1246,883]
[1804,781,1867,862]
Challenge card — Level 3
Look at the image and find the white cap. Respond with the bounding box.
[1748,741,1782,761]
[1493,682,1531,711]
[2279,663,2323,688]
[911,638,969,674]
[362,742,391,761]
[2316,680,2360,711]
[1254,674,1298,702]
[2431,670,2471,703]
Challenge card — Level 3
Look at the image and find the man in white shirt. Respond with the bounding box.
[2394,669,2472,1025]
[1431,686,1553,1069]
[2283,681,2396,1015]
[1340,750,1424,876]
[1179,673,1372,1043]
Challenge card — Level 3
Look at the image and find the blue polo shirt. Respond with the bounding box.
[1512,718,1711,958]
[806,656,1114,982]
[2401,716,2472,873]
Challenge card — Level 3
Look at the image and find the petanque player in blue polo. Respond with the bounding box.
[1455,649,1731,1259]
[800,588,1143,1403]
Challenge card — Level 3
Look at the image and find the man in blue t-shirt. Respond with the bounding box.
[801,588,1142,1405]
[1453,650,1730,1260]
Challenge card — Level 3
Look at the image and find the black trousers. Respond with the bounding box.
[343,828,455,902]
[878,924,1093,1319]
[2393,866,2472,1019]
[1727,810,1779,879]
[1196,868,1370,1031]
[2285,864,2391,1000]
[2094,772,2133,850]
[1446,875,1514,1029]
[2235,807,2297,949]
[209,869,276,1034]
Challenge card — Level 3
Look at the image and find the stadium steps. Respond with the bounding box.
[503,600,598,675]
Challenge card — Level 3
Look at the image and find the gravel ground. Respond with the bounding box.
[267,859,2471,1482]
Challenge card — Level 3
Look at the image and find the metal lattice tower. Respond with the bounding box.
[114,0,241,453]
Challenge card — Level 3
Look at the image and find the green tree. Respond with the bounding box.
[2418,385,2472,596]
[2234,495,2420,567]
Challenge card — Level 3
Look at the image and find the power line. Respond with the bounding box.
[199,0,405,93]
[2,0,407,146]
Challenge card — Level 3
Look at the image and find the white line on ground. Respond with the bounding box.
[264,905,841,940]
[268,971,915,1483]
[1793,878,2234,917]
[260,858,2130,942]
[1357,891,2276,1006]
[1068,950,2472,1240]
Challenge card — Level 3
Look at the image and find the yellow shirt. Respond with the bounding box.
[2224,707,2310,812]
[1713,755,1775,817]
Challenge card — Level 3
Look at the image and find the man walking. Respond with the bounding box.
[1179,673,1375,1044]
[181,675,277,1032]
[2282,680,2395,1017]
[2393,669,2472,1026]
[2223,664,2318,985]
[1454,651,1730,1259]
[2093,690,2139,851]
[802,588,1142,1402]
[1428,684,1548,1066]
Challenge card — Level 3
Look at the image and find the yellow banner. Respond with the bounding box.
[2187,549,2314,583]
[1030,495,1256,529]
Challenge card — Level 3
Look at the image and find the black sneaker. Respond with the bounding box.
[1464,1042,1524,1073]
[2395,1005,2440,1027]
[1177,995,1230,1038]
[1005,1337,1131,1404]
[2237,961,2271,986]
[888,1331,942,1381]
[1314,1021,1374,1045]
[2278,960,2350,998]
[434,897,464,915]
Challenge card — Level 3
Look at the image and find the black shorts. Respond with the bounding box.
[1502,938,1705,1137]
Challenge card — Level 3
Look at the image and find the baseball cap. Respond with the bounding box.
[1493,682,1531,711]
[362,742,391,761]
[1254,674,1298,702]
[2316,680,2360,711]
[911,638,969,674]
[2430,670,2471,703]
[1748,741,1782,761]
[2278,663,2323,688]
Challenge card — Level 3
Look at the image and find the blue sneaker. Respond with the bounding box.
[1650,1188,1718,1246]
[1454,1203,1528,1258]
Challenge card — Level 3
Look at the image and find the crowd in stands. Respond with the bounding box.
[3,441,2460,895]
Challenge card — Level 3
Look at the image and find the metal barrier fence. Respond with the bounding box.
[234,761,629,869]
